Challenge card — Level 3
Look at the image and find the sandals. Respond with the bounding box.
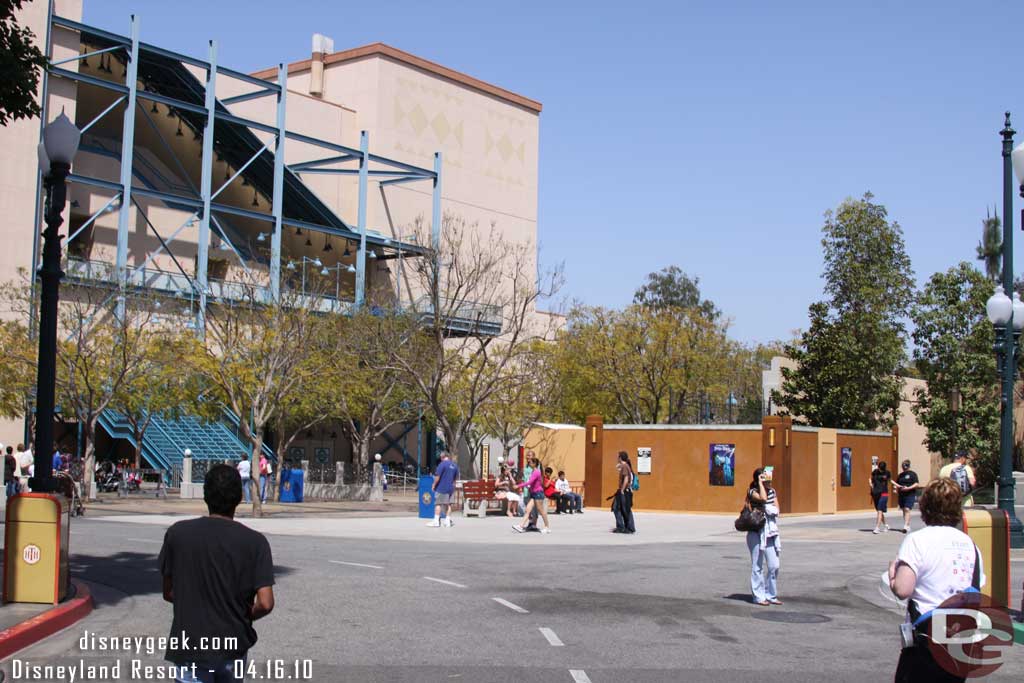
[768,599,783,605]
[754,600,770,606]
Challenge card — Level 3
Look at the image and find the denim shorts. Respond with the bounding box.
[898,495,916,510]
[530,491,545,501]
[873,493,889,512]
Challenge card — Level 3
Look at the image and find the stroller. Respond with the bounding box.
[54,470,85,517]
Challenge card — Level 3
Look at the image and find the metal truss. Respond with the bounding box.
[37,11,444,331]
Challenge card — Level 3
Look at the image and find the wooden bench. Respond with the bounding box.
[462,478,508,518]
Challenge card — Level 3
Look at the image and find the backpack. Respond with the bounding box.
[631,473,640,491]
[951,465,972,496]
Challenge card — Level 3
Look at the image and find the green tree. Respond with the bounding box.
[975,209,1002,282]
[910,263,1000,485]
[774,193,914,430]
[633,265,718,320]
[0,317,34,419]
[0,1,48,126]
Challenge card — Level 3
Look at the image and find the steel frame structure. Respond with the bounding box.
[35,10,443,331]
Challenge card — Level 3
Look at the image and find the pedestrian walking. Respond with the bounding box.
[888,478,985,682]
[159,464,275,682]
[236,454,252,504]
[512,455,551,534]
[746,467,781,606]
[611,451,635,534]
[427,452,459,527]
[893,460,921,533]
[3,445,17,497]
[17,444,32,492]
[871,461,892,534]
[258,454,271,503]
[938,451,977,507]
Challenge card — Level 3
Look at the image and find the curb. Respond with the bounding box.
[0,580,93,660]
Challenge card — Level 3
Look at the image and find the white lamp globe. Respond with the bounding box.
[1013,292,1024,331]
[987,285,1013,326]
[42,111,81,166]
[183,448,192,458]
[374,453,381,462]
[1013,141,1024,188]
[37,141,49,173]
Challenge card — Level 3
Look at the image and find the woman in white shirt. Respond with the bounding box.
[888,477,985,682]
[746,467,781,606]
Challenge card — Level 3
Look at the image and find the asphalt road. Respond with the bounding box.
[2,511,1022,683]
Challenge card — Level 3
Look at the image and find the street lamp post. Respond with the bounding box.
[992,112,1024,548]
[32,112,80,494]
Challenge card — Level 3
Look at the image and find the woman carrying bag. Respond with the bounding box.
[746,467,782,606]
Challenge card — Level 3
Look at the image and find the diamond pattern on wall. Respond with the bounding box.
[407,104,428,134]
[431,113,450,142]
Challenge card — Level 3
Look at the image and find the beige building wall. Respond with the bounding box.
[521,424,585,483]
[762,355,939,479]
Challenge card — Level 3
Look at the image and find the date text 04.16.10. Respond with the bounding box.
[234,659,313,680]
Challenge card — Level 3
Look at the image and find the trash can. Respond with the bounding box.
[962,509,1010,607]
[278,468,304,503]
[4,493,70,605]
[418,475,435,519]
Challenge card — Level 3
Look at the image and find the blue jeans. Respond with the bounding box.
[259,475,267,502]
[241,477,251,503]
[5,480,18,497]
[746,531,780,602]
[175,660,242,682]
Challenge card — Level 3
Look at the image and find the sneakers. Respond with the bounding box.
[512,524,524,533]
[872,527,881,534]
[882,523,890,532]
[540,527,551,534]
[426,519,441,527]
[442,518,453,528]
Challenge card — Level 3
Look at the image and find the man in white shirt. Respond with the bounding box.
[554,471,582,514]
[17,444,32,493]
[236,455,252,504]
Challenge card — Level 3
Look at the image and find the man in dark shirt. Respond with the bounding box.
[893,459,921,534]
[159,464,275,682]
[4,445,18,497]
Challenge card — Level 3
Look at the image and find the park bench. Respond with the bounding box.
[462,477,507,518]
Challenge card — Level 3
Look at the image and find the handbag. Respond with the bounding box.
[734,501,766,532]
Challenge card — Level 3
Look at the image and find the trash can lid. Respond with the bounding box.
[5,493,69,522]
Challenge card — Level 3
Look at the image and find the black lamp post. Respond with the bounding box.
[31,111,80,495]
[990,112,1024,548]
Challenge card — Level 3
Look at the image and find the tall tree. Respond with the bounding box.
[0,1,48,125]
[633,265,718,320]
[774,193,914,430]
[190,277,323,516]
[0,317,34,420]
[478,341,555,465]
[910,263,1000,484]
[975,209,1002,282]
[395,213,562,477]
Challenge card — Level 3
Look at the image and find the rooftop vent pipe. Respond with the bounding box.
[310,33,334,96]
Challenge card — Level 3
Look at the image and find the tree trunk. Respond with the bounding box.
[250,432,264,518]
[132,427,144,469]
[357,438,371,482]
[83,420,97,500]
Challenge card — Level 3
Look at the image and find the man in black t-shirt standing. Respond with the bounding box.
[159,464,275,682]
[893,459,921,534]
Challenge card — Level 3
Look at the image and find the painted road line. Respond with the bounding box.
[329,560,383,570]
[126,538,162,545]
[539,627,564,646]
[569,670,592,683]
[423,576,467,588]
[492,597,529,614]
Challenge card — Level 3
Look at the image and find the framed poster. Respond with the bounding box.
[314,447,331,464]
[841,448,852,487]
[637,447,652,474]
[287,446,305,462]
[709,444,735,486]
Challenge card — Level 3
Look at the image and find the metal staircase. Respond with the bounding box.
[98,408,274,482]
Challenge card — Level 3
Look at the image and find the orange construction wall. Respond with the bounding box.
[594,424,764,512]
[835,431,897,512]
[784,428,820,514]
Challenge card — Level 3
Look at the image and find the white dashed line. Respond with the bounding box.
[539,627,564,646]
[329,561,383,570]
[569,670,592,683]
[423,576,467,588]
[126,538,162,545]
[491,597,529,613]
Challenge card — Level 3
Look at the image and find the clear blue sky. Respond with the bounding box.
[81,0,1024,344]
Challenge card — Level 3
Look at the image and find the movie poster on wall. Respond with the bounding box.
[841,448,852,487]
[637,447,652,474]
[709,443,735,486]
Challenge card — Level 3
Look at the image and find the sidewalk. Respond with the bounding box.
[70,491,419,518]
[0,580,93,659]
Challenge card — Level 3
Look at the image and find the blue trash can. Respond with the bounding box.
[418,475,435,519]
[279,468,304,503]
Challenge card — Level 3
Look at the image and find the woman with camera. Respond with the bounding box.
[746,467,781,606]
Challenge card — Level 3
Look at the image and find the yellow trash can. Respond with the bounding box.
[961,509,1010,608]
[3,494,70,605]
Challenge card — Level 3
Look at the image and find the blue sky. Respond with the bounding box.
[81,0,1024,344]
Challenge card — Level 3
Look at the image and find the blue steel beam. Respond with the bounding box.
[51,45,123,67]
[221,90,273,106]
[52,15,130,46]
[270,63,287,301]
[293,169,428,178]
[287,154,359,171]
[432,152,442,252]
[115,15,140,299]
[68,173,122,193]
[355,131,369,307]
[48,66,129,95]
[132,186,203,209]
[380,174,433,187]
[214,111,278,137]
[211,143,269,201]
[79,95,126,134]
[217,65,282,93]
[197,40,218,335]
[136,90,207,117]
[66,194,121,245]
